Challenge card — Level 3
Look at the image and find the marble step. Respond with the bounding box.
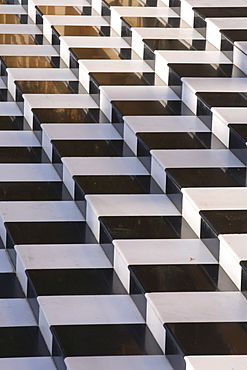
[69,46,129,70]
[180,0,247,28]
[6,220,97,264]
[166,167,245,211]
[156,51,229,88]
[24,94,98,128]
[110,6,178,36]
[220,29,247,61]
[41,122,121,160]
[193,7,247,37]
[7,68,77,100]
[211,107,247,147]
[132,27,204,60]
[42,15,109,44]
[168,63,245,97]
[15,79,78,101]
[63,36,130,68]
[101,85,179,125]
[151,148,243,193]
[206,17,247,50]
[147,291,247,356]
[97,0,145,19]
[143,38,210,69]
[130,264,236,318]
[35,5,84,25]
[182,187,247,252]
[181,77,247,116]
[196,92,247,128]
[79,59,153,93]
[121,15,182,41]
[99,214,196,263]
[51,24,101,46]
[165,321,247,369]
[136,131,224,171]
[62,156,149,197]
[74,175,162,216]
[124,115,209,154]
[86,193,180,241]
[28,0,90,22]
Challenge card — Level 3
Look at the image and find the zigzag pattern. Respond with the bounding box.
[0,0,246,369]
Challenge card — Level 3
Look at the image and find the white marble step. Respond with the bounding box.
[100,85,179,120]
[79,59,152,92]
[124,115,209,155]
[147,291,247,351]
[23,94,97,128]
[62,157,148,197]
[43,15,108,43]
[180,0,247,27]
[182,187,247,236]
[151,149,244,191]
[114,239,216,292]
[132,27,203,58]
[41,123,121,160]
[212,107,247,146]
[86,193,180,240]
[181,77,247,114]
[60,36,130,66]
[7,68,77,99]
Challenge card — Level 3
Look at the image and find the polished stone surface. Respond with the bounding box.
[130,264,237,292]
[166,167,245,189]
[221,29,247,43]
[112,101,186,122]
[100,216,195,241]
[90,72,148,86]
[51,139,132,161]
[53,25,100,37]
[0,34,36,44]
[74,175,161,198]
[27,268,126,296]
[201,210,247,235]
[33,108,96,125]
[15,80,74,95]
[0,181,71,201]
[230,124,247,143]
[70,47,122,60]
[0,14,23,24]
[0,116,23,130]
[137,132,214,151]
[6,221,97,247]
[103,0,142,6]
[122,17,171,28]
[194,7,247,19]
[0,273,25,298]
[37,6,81,16]
[51,324,162,358]
[169,63,242,79]
[0,147,48,163]
[1,56,54,68]
[165,322,247,355]
[144,39,206,51]
[197,92,247,108]
[0,327,49,357]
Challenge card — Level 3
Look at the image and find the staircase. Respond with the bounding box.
[0,0,247,369]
